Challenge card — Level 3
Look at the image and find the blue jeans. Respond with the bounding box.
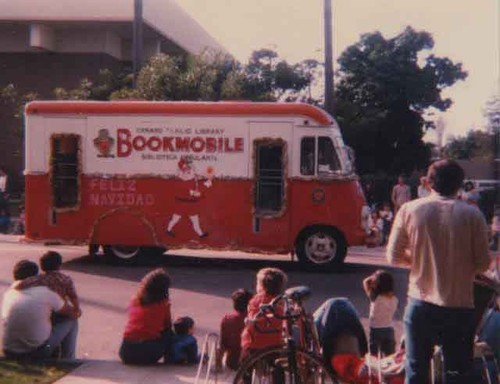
[5,318,79,360]
[313,298,368,362]
[120,330,173,365]
[404,298,475,384]
[45,317,79,358]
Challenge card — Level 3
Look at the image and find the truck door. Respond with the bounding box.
[249,122,292,250]
[254,140,285,215]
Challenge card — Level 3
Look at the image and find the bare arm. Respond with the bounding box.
[56,302,80,319]
[473,213,492,274]
[386,207,411,267]
[216,318,227,370]
[64,278,81,316]
[362,276,374,297]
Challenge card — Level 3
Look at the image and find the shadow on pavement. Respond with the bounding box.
[62,251,409,319]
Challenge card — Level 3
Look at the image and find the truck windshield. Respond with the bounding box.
[317,136,341,175]
[300,136,343,177]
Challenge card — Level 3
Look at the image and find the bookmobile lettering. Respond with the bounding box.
[117,127,245,162]
[88,179,155,207]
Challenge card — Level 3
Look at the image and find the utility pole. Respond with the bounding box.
[324,0,334,116]
[133,0,143,87]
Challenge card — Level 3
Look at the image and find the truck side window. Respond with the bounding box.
[300,137,315,176]
[254,140,285,214]
[318,136,341,175]
[51,134,80,209]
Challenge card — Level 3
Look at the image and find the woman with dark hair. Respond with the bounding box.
[119,268,173,365]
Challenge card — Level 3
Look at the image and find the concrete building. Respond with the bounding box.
[0,0,226,192]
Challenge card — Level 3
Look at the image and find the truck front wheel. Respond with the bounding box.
[296,226,347,268]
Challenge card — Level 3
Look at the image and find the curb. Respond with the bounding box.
[54,359,235,384]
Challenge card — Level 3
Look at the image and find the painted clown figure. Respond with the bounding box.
[166,155,214,238]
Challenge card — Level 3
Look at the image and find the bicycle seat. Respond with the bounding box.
[285,286,311,302]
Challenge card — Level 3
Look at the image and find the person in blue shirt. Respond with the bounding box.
[169,316,199,364]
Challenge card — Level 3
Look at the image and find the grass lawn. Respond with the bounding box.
[0,358,80,384]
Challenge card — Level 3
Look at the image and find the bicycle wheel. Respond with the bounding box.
[234,347,341,384]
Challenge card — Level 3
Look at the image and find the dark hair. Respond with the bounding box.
[257,268,288,296]
[427,159,464,196]
[371,269,394,297]
[174,316,194,335]
[463,181,474,192]
[13,260,39,281]
[232,288,253,313]
[40,251,62,272]
[136,268,171,306]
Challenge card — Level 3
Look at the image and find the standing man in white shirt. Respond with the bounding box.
[0,168,7,194]
[391,175,411,214]
[386,160,491,384]
[1,260,79,359]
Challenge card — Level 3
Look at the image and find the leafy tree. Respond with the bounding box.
[53,69,134,101]
[48,48,318,105]
[443,130,494,160]
[135,50,239,101]
[335,27,467,175]
[0,84,37,135]
[240,49,311,101]
[484,95,500,133]
[113,49,315,103]
[296,59,324,105]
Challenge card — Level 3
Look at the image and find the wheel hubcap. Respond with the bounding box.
[305,233,337,264]
[111,246,140,260]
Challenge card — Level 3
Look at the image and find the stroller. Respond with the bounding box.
[313,298,404,384]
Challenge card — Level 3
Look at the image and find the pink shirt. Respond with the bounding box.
[387,192,490,308]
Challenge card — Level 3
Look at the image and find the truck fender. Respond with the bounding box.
[88,207,160,247]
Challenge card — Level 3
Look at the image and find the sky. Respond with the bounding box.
[176,0,499,142]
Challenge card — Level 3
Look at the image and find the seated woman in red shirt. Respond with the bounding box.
[119,268,173,365]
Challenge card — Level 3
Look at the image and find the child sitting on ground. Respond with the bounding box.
[217,288,253,370]
[169,316,199,364]
[366,211,384,247]
[363,270,398,356]
[379,203,393,245]
[240,267,288,362]
[15,250,81,318]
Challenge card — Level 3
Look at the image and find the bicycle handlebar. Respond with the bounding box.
[246,286,312,333]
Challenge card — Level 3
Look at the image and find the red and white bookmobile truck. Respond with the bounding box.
[24,101,369,268]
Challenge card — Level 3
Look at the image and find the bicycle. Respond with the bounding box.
[233,286,340,384]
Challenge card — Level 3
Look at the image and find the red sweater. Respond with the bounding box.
[123,298,172,341]
[241,293,283,353]
[220,310,246,369]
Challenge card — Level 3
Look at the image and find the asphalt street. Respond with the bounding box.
[0,235,408,361]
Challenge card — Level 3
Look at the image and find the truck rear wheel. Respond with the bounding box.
[103,245,142,264]
[296,226,347,268]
